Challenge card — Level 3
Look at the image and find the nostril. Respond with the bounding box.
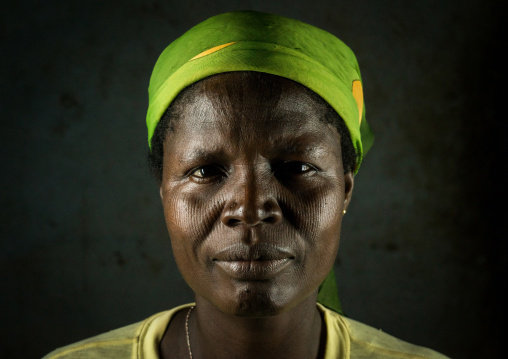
[263,216,278,224]
[261,203,282,225]
[226,218,242,227]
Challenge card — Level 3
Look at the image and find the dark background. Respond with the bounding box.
[1,0,504,358]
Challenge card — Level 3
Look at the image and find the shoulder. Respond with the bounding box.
[319,305,450,359]
[43,304,193,359]
[340,315,449,358]
[42,320,144,359]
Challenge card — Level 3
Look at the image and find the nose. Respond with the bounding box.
[221,170,282,227]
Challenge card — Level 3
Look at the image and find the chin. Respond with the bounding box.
[232,292,282,318]
[218,281,303,318]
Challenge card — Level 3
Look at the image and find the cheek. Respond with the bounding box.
[163,183,223,233]
[287,183,344,278]
[288,180,344,242]
[161,186,225,268]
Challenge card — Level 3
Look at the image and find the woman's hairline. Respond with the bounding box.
[147,72,357,184]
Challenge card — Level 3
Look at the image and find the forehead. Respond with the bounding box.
[175,72,336,134]
[165,72,341,155]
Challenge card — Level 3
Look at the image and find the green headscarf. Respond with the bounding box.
[147,10,374,314]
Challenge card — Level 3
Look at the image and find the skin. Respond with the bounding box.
[159,72,354,359]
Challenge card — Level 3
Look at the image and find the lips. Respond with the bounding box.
[213,243,295,280]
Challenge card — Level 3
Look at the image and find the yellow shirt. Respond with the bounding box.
[43,303,449,359]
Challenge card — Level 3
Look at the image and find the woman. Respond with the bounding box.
[44,11,448,359]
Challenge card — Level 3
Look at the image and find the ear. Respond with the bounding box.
[159,186,164,200]
[343,172,354,212]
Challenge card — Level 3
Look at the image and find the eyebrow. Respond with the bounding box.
[268,134,330,157]
[176,131,334,165]
[178,148,228,165]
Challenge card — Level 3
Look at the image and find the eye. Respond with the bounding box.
[275,161,317,178]
[189,165,226,182]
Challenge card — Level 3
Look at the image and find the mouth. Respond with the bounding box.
[212,244,295,280]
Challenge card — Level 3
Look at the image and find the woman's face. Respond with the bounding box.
[160,73,353,317]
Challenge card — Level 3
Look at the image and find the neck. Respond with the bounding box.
[189,294,325,359]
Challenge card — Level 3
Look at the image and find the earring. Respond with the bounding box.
[343,209,347,214]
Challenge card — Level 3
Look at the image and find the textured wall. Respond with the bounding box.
[1,0,503,358]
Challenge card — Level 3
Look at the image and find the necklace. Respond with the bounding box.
[185,306,195,359]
